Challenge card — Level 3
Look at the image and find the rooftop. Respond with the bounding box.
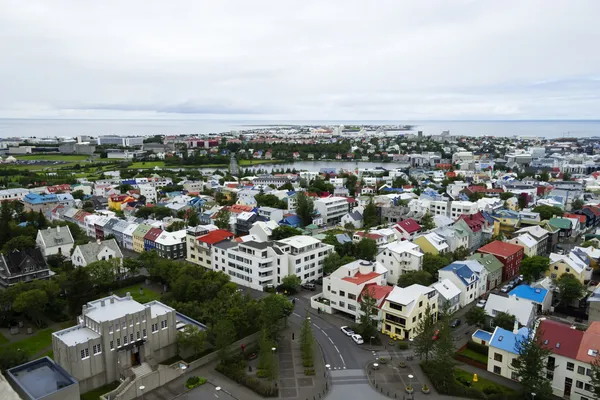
[276,235,321,248]
[489,326,530,355]
[197,229,234,245]
[7,357,78,400]
[478,240,523,258]
[538,319,583,359]
[472,329,493,343]
[508,284,548,304]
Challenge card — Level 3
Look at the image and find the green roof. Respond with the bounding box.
[548,218,571,230]
[305,224,319,230]
[467,253,503,274]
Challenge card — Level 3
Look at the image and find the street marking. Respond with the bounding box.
[292,313,301,317]
[328,337,334,344]
[339,354,346,367]
[334,345,340,353]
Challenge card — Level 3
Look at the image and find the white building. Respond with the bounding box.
[484,294,536,329]
[508,233,538,257]
[0,188,29,202]
[377,241,424,285]
[137,184,157,204]
[438,262,481,307]
[36,226,75,259]
[314,197,349,225]
[431,279,462,314]
[72,239,124,268]
[257,207,284,223]
[487,324,530,381]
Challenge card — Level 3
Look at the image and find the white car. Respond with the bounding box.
[476,299,487,308]
[500,285,509,293]
[341,326,354,336]
[351,334,364,345]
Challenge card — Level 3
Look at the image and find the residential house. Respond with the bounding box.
[478,240,524,281]
[431,279,462,315]
[381,284,438,340]
[314,197,349,225]
[513,225,550,256]
[155,230,187,259]
[143,227,163,252]
[235,212,257,236]
[256,207,284,224]
[548,250,592,284]
[187,228,234,270]
[508,285,552,313]
[107,195,134,211]
[72,239,124,268]
[467,253,503,291]
[36,226,75,259]
[340,209,364,229]
[484,294,536,329]
[487,324,531,381]
[321,260,388,320]
[132,224,152,253]
[548,217,573,239]
[377,241,424,285]
[249,220,279,242]
[22,193,59,213]
[0,248,52,288]
[122,223,139,251]
[413,232,449,255]
[508,233,539,257]
[111,220,131,249]
[393,219,422,241]
[438,262,481,307]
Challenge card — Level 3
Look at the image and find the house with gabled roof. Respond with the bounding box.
[413,232,449,256]
[393,218,421,241]
[438,262,481,307]
[381,284,438,340]
[487,324,530,381]
[72,239,124,268]
[36,225,75,259]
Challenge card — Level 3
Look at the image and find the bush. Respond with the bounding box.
[465,387,486,399]
[216,361,278,397]
[185,376,206,389]
[466,340,489,356]
[397,342,409,350]
[256,369,268,378]
[302,359,314,368]
[304,368,315,376]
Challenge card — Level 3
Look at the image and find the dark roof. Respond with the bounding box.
[3,248,47,275]
[242,241,270,250]
[213,241,238,250]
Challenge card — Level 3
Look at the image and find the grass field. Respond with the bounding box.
[15,154,91,162]
[2,328,54,356]
[455,368,516,396]
[81,381,120,400]
[128,161,165,169]
[457,348,488,364]
[113,284,161,303]
[0,331,9,345]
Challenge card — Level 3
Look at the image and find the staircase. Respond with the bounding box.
[131,362,153,378]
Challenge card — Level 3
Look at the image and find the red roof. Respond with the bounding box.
[584,206,600,217]
[361,283,393,302]
[467,186,504,194]
[228,204,254,214]
[144,227,163,241]
[342,271,381,285]
[355,232,383,240]
[394,218,421,234]
[446,171,457,178]
[564,213,586,224]
[577,322,600,363]
[197,229,234,245]
[478,240,523,258]
[538,319,583,360]
[458,213,484,232]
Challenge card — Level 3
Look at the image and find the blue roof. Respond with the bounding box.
[122,179,137,185]
[320,168,337,174]
[508,285,548,303]
[335,233,352,244]
[441,262,478,286]
[472,329,493,342]
[280,215,301,227]
[490,327,530,354]
[382,187,404,193]
[23,193,58,204]
[56,193,74,201]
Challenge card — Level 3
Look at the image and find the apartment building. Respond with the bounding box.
[256,207,284,223]
[52,293,197,393]
[321,260,388,320]
[314,197,349,225]
[155,230,187,259]
[212,236,333,291]
[438,262,481,307]
[377,241,424,285]
[381,284,438,340]
[0,188,29,202]
[132,224,152,253]
[478,240,524,281]
[186,228,233,270]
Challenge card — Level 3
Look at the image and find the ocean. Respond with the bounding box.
[0,119,600,139]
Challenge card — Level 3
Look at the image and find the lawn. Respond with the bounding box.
[15,154,91,162]
[0,331,9,345]
[81,381,120,400]
[239,159,282,166]
[455,368,517,396]
[113,284,161,303]
[458,348,488,364]
[128,161,165,169]
[2,328,54,357]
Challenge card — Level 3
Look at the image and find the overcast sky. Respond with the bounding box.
[1,1,599,120]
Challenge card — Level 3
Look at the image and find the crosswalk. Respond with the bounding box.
[329,369,369,386]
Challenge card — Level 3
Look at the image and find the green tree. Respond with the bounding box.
[397,270,433,287]
[412,303,436,362]
[563,171,572,181]
[499,192,514,200]
[539,170,550,182]
[582,240,599,249]
[323,253,355,275]
[429,310,455,391]
[468,192,484,202]
[492,312,516,330]
[215,209,231,230]
[590,355,600,399]
[363,197,378,228]
[177,325,207,357]
[556,273,585,305]
[450,246,470,262]
[572,198,585,211]
[295,192,314,228]
[62,267,95,316]
[187,209,200,227]
[87,260,119,286]
[532,205,564,220]
[422,253,451,277]
[300,315,314,368]
[520,256,550,281]
[123,258,141,277]
[420,212,435,231]
[512,330,554,400]
[0,347,30,372]
[279,275,301,294]
[37,210,47,229]
[13,289,48,327]
[518,193,529,210]
[258,328,277,379]
[2,235,35,254]
[259,294,293,340]
[465,306,486,328]
[271,226,302,240]
[212,318,236,359]
[117,183,134,193]
[356,287,378,341]
[356,238,377,261]
[71,190,86,200]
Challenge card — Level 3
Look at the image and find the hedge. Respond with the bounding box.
[466,340,489,356]
[216,359,278,397]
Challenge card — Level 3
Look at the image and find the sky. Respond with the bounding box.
[1,0,600,121]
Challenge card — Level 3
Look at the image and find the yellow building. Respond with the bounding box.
[547,252,592,284]
[132,223,152,253]
[413,232,449,256]
[381,284,438,340]
[108,195,134,211]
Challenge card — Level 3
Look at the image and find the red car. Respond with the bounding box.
[432,329,440,341]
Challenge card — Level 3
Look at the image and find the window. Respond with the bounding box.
[494,353,503,362]
[130,333,134,342]
[587,368,593,377]
[567,362,574,371]
[585,383,593,392]
[339,290,345,297]
[110,341,114,350]
[117,338,121,347]
[161,320,167,329]
[576,381,584,389]
[578,366,586,375]
[511,371,519,380]
[152,323,158,333]
[81,348,90,359]
[493,366,501,374]
[124,336,128,345]
[419,301,423,307]
[93,344,102,354]
[143,329,147,338]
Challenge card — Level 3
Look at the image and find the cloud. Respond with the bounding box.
[0,0,599,120]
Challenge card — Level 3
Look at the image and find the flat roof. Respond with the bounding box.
[7,357,77,400]
[85,295,145,323]
[53,325,100,346]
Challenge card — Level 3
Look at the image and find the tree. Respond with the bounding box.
[187,209,200,227]
[465,306,486,328]
[532,205,564,220]
[71,190,86,200]
[420,212,435,231]
[177,325,207,357]
[518,193,529,210]
[397,270,433,287]
[295,192,314,228]
[258,328,277,379]
[429,310,455,392]
[563,171,572,181]
[499,192,514,201]
[259,294,293,340]
[13,289,48,327]
[572,198,585,211]
[212,318,236,359]
[356,238,377,261]
[590,355,600,399]
[166,220,186,232]
[520,256,550,281]
[422,253,451,277]
[492,312,516,330]
[556,273,585,305]
[215,209,231,230]
[87,260,119,286]
[0,347,29,372]
[512,329,553,400]
[539,170,550,182]
[117,184,134,193]
[356,287,378,341]
[300,315,314,368]
[123,258,141,277]
[450,246,470,262]
[2,235,35,254]
[37,210,47,229]
[323,253,354,275]
[363,197,378,228]
[581,240,599,249]
[468,192,484,202]
[62,267,95,316]
[279,275,301,294]
[413,303,436,361]
[271,226,302,240]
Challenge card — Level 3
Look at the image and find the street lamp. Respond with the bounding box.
[138,385,145,400]
[531,392,536,400]
[370,336,375,350]
[408,374,413,390]
[181,364,187,391]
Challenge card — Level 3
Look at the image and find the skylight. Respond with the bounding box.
[556,343,560,348]
[588,349,598,357]
[498,336,503,342]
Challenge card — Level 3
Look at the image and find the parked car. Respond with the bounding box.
[302,283,316,291]
[341,326,355,336]
[500,285,509,293]
[476,299,487,308]
[351,334,364,345]
[450,319,461,328]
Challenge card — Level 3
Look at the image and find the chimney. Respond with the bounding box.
[100,300,105,307]
[513,319,519,334]
[57,225,61,233]
[126,292,132,299]
[110,298,114,304]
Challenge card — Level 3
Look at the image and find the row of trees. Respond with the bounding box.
[397,249,470,287]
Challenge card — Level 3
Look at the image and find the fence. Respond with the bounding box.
[100,331,260,400]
